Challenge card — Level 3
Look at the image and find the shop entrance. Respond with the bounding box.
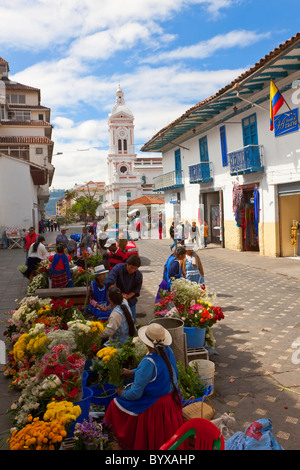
[233,184,259,252]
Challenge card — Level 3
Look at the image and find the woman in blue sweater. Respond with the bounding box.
[104,322,187,450]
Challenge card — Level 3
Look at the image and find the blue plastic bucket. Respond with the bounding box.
[184,326,206,348]
[68,386,93,436]
[82,371,88,387]
[90,383,117,410]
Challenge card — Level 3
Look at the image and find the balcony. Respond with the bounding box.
[189,161,213,184]
[153,170,184,191]
[228,145,264,176]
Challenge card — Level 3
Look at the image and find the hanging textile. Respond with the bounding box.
[254,188,259,238]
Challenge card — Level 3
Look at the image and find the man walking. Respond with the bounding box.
[104,255,143,323]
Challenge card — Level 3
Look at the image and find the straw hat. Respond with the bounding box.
[138,323,172,348]
[94,264,109,275]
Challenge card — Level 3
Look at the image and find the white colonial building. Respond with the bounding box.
[104,86,163,207]
[141,33,300,257]
[0,57,54,245]
[105,86,142,206]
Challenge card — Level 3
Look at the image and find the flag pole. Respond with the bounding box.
[273,81,300,126]
[281,95,300,127]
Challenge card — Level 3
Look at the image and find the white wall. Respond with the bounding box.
[160,72,300,229]
[0,155,38,232]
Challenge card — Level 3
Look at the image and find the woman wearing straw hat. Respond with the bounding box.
[86,264,111,320]
[104,323,187,450]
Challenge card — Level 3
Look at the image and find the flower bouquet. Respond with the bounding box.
[182,301,224,328]
[67,319,105,358]
[73,417,109,450]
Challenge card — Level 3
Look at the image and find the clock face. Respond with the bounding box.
[118,128,127,138]
[119,165,128,174]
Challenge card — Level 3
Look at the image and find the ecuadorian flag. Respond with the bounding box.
[270,80,284,131]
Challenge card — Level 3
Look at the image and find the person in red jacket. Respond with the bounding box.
[24,227,38,261]
[104,238,127,271]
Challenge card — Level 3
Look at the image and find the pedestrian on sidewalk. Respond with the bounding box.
[190,221,200,247]
[158,214,163,240]
[27,235,48,282]
[175,221,184,246]
[204,220,209,248]
[104,255,143,324]
[155,246,186,301]
[169,222,177,251]
[24,227,38,262]
[99,286,136,346]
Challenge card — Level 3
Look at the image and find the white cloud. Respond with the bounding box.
[0,0,237,51]
[142,29,270,64]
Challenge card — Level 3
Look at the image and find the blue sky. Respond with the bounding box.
[1,0,299,189]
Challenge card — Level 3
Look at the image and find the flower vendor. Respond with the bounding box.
[49,243,73,288]
[86,264,111,320]
[99,286,136,347]
[104,323,188,450]
[155,246,186,302]
[181,241,205,285]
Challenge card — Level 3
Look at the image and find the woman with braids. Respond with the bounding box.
[99,287,136,347]
[104,323,188,450]
[26,235,48,282]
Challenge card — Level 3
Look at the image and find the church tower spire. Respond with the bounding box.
[105,86,142,206]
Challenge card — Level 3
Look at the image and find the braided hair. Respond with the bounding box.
[108,287,136,337]
[153,342,180,405]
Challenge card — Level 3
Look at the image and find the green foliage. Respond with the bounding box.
[177,361,206,400]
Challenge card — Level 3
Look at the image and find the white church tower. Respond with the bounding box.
[105,86,142,206]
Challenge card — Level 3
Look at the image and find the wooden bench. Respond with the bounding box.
[35,287,89,307]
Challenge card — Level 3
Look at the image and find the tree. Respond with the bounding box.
[64,187,101,226]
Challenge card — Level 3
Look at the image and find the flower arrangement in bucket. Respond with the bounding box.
[153,278,224,347]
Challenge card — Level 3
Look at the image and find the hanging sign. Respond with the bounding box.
[274,108,299,137]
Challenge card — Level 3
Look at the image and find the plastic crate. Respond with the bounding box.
[187,347,208,361]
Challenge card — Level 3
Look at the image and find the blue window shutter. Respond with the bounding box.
[220,126,228,166]
[175,149,181,171]
[199,136,209,162]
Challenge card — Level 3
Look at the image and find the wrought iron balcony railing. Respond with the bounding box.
[153,170,184,191]
[228,144,264,176]
[189,161,213,184]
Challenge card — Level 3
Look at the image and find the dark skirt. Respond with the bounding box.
[27,256,42,275]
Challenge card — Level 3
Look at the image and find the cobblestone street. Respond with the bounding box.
[136,238,300,450]
[1,232,300,449]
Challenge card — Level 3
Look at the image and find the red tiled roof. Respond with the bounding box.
[5,82,40,92]
[142,32,300,150]
[110,195,165,208]
[0,120,51,126]
[0,57,9,70]
[0,136,53,144]
[7,105,50,110]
